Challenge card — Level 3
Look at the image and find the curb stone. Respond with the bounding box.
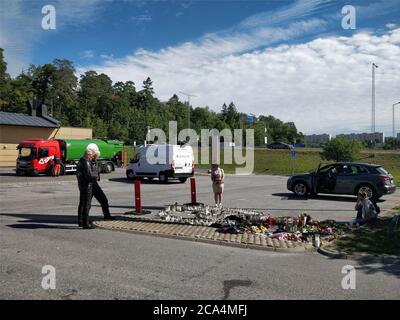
[94,219,312,253]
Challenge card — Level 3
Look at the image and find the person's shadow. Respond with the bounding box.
[1,213,107,230]
[272,192,385,203]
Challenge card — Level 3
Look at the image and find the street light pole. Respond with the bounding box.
[264,127,268,146]
[393,102,400,138]
[179,91,197,129]
[371,63,378,134]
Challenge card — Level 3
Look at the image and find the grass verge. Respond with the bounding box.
[196,148,400,181]
[332,208,400,256]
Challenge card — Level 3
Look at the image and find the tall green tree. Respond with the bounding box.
[222,102,240,129]
[28,63,56,105]
[0,48,12,109]
[8,74,35,113]
[0,48,9,86]
[78,71,114,132]
[142,77,154,97]
[25,59,78,125]
[51,59,78,117]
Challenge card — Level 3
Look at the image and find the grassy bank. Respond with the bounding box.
[195,148,400,182]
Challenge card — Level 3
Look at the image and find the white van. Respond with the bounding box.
[126,144,194,183]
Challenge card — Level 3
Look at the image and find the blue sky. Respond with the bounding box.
[11,0,399,67]
[1,0,400,135]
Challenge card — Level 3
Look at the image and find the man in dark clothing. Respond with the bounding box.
[76,144,114,229]
[76,149,98,229]
[90,152,114,221]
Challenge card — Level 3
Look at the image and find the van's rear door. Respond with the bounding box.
[173,145,193,174]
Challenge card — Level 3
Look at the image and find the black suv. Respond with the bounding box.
[287,162,396,199]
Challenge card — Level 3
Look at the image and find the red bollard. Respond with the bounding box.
[134,179,142,213]
[190,177,197,204]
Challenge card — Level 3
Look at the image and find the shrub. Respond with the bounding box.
[320,137,363,162]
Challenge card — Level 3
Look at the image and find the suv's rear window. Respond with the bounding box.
[376,167,389,175]
[356,166,370,174]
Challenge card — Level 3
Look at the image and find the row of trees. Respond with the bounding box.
[0,48,303,145]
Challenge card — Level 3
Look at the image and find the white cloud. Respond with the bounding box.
[238,0,332,29]
[131,14,153,24]
[181,1,194,10]
[0,0,104,75]
[81,50,94,59]
[0,0,37,74]
[100,53,115,60]
[386,23,397,29]
[79,28,400,136]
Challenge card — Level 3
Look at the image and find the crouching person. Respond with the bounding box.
[354,191,378,226]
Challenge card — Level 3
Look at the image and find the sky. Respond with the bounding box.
[1,0,400,136]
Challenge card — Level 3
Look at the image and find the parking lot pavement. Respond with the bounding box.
[1,168,399,300]
[1,218,399,300]
[0,168,398,222]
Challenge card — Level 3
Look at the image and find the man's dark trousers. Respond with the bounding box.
[92,182,110,216]
[78,182,93,227]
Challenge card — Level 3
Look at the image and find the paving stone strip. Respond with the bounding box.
[94,219,314,253]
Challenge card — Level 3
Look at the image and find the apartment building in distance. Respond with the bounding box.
[336,132,385,145]
[303,134,331,147]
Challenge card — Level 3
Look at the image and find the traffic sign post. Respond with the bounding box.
[290,148,296,175]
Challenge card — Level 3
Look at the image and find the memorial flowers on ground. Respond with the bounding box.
[157,204,351,243]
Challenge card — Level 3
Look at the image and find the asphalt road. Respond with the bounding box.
[1,167,397,221]
[1,168,399,299]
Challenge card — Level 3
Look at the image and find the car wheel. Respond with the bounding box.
[356,184,376,200]
[159,172,167,183]
[126,170,135,180]
[179,177,187,183]
[104,163,113,174]
[293,182,308,197]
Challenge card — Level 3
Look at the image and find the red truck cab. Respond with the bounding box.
[16,139,61,176]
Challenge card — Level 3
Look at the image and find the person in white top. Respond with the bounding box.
[211,163,224,208]
[354,191,378,226]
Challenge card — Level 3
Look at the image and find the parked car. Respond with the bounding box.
[267,142,293,149]
[126,144,194,183]
[287,162,396,199]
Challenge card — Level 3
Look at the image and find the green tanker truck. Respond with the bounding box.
[59,139,123,173]
[16,138,124,176]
